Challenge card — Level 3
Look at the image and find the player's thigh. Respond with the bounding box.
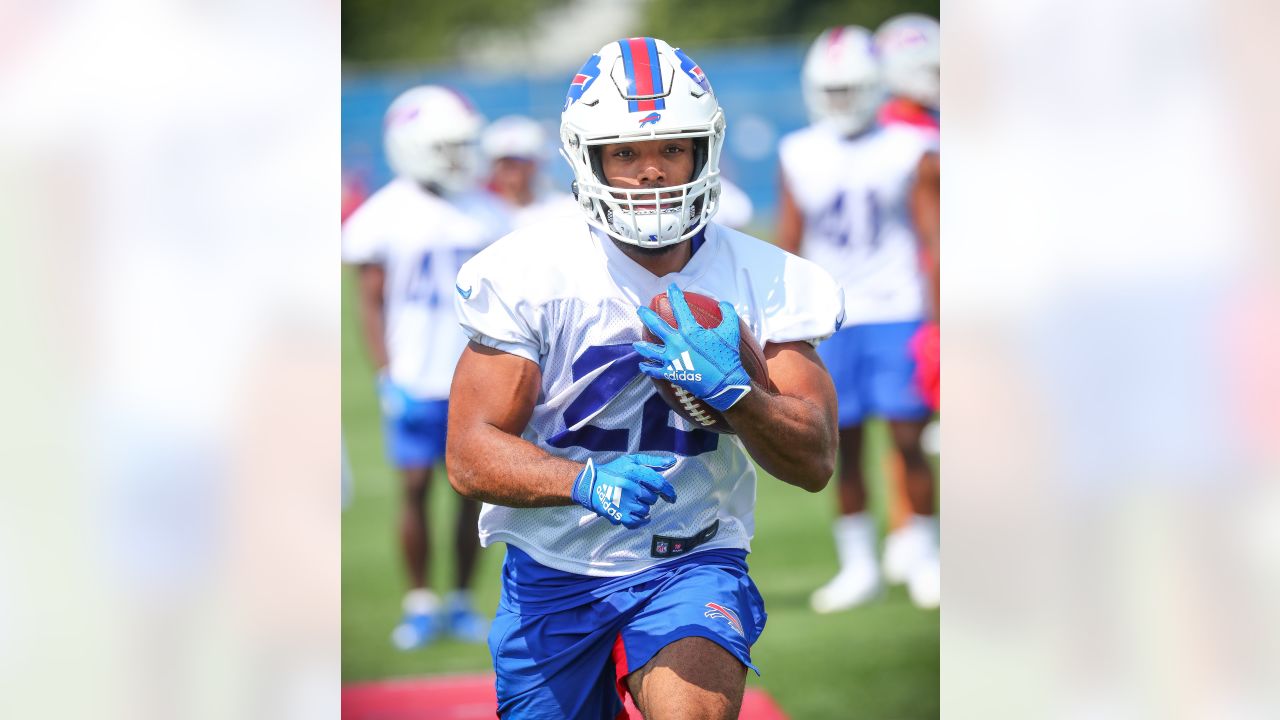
[887,416,929,456]
[627,636,746,720]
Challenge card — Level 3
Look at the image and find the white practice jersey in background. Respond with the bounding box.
[343,177,508,399]
[496,190,580,230]
[715,178,755,230]
[455,218,843,576]
[779,122,934,326]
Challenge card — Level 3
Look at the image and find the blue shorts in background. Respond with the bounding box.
[818,320,931,427]
[489,545,766,719]
[382,399,449,469]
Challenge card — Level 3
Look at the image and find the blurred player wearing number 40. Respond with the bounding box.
[777,19,941,613]
[342,85,510,650]
[447,37,843,719]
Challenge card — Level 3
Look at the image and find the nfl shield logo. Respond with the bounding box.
[656,540,668,554]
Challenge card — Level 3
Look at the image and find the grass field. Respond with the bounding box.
[341,268,939,719]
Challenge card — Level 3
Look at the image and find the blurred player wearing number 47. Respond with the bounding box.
[777,20,941,613]
[342,85,510,650]
[447,37,843,719]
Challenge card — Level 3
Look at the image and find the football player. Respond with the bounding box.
[343,85,507,649]
[874,13,940,138]
[480,114,579,228]
[878,13,942,415]
[777,26,940,611]
[447,38,843,719]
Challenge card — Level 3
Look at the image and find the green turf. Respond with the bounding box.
[342,268,938,718]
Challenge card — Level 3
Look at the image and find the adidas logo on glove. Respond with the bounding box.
[595,482,623,522]
[663,350,703,382]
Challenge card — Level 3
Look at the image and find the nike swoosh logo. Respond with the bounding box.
[456,284,473,300]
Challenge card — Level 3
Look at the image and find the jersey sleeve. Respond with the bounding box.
[453,236,544,364]
[341,201,387,265]
[762,255,845,347]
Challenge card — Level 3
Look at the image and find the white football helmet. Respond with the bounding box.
[383,85,484,194]
[803,26,883,137]
[560,37,724,248]
[874,14,940,110]
[481,115,549,162]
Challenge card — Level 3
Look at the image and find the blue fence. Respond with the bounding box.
[343,40,810,224]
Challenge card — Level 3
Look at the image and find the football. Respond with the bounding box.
[643,291,774,434]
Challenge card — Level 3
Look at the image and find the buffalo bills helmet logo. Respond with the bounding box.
[639,112,661,127]
[674,48,712,94]
[565,55,602,110]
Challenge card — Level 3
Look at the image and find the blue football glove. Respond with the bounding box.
[378,372,431,424]
[634,284,753,412]
[571,454,678,529]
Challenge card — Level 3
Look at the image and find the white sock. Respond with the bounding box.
[833,513,877,573]
[910,514,939,547]
[403,588,440,615]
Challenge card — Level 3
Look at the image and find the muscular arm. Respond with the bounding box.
[355,264,390,370]
[911,151,940,320]
[445,342,583,507]
[722,340,837,492]
[775,169,804,255]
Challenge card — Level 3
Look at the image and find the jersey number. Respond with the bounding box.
[405,248,478,307]
[818,190,882,251]
[547,343,719,457]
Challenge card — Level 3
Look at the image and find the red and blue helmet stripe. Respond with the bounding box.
[564,54,602,110]
[674,48,711,95]
[618,37,666,113]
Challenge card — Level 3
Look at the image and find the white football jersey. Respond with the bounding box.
[779,122,934,325]
[454,218,843,576]
[343,177,508,399]
[497,190,581,230]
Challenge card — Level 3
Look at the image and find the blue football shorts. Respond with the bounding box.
[382,399,449,470]
[489,545,767,719]
[817,320,931,427]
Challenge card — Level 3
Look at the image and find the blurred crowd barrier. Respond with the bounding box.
[344,41,810,224]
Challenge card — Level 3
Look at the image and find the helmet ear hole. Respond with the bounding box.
[587,147,605,185]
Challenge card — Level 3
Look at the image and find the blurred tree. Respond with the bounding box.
[343,0,938,64]
[343,0,572,63]
[643,0,939,48]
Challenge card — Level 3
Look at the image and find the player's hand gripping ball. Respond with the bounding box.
[634,284,773,434]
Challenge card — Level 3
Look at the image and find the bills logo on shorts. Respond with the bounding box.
[703,602,744,637]
[564,54,602,110]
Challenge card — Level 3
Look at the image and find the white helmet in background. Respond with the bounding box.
[802,26,883,136]
[561,37,725,248]
[875,14,940,110]
[482,115,549,162]
[383,85,484,194]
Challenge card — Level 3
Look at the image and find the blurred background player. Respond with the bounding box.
[342,85,507,649]
[715,176,755,230]
[479,114,578,228]
[876,11,942,553]
[776,25,940,612]
[874,14,940,139]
